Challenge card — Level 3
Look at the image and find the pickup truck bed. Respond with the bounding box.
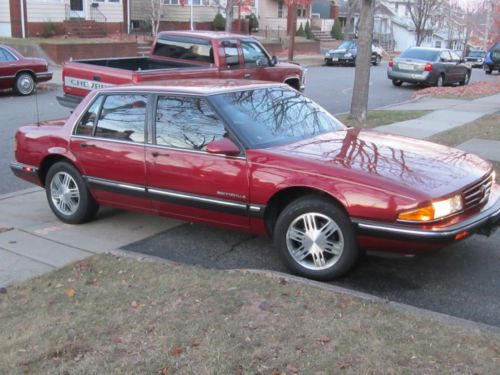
[77,56,200,71]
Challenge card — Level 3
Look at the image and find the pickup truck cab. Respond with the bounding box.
[58,31,305,108]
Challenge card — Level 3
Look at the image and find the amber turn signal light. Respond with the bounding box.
[398,205,434,222]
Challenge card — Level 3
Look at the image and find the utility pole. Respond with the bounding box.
[483,0,492,50]
[287,2,297,61]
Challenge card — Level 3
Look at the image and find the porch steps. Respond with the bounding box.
[137,41,152,56]
[311,30,336,42]
[63,20,106,38]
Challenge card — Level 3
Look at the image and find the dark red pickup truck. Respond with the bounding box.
[58,30,306,108]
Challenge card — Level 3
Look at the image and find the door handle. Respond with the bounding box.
[80,142,96,148]
[244,73,251,79]
[152,151,170,157]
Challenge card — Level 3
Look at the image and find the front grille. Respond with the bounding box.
[462,173,494,209]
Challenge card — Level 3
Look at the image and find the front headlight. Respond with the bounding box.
[398,194,463,222]
[325,52,331,58]
[345,53,352,58]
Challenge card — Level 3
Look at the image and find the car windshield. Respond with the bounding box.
[211,88,345,149]
[337,41,355,50]
[468,51,484,57]
[400,49,440,61]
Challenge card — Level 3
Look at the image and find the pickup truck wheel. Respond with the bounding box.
[485,66,492,74]
[273,196,360,281]
[45,162,99,224]
[392,79,403,86]
[15,72,35,96]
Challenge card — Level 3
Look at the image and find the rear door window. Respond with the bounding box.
[74,95,104,136]
[94,94,147,143]
[440,51,452,62]
[0,47,16,62]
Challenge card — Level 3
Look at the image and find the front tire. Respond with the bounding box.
[15,72,35,96]
[273,196,360,281]
[485,65,492,74]
[392,79,403,86]
[436,74,445,87]
[45,161,99,224]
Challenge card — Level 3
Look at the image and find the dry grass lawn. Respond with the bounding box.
[337,110,430,128]
[1,254,499,374]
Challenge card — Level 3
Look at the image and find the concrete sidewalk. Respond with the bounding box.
[1,93,499,289]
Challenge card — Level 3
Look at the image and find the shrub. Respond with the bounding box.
[296,23,306,37]
[331,19,343,40]
[248,13,259,31]
[304,21,314,39]
[213,13,226,31]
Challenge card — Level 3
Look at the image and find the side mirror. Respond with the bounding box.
[206,138,240,156]
[271,55,278,66]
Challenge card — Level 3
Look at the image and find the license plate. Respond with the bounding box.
[331,58,338,62]
[398,63,415,71]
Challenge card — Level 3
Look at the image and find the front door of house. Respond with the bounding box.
[70,0,85,19]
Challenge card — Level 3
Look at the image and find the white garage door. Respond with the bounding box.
[0,22,11,37]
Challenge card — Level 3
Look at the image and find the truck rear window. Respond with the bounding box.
[153,36,214,64]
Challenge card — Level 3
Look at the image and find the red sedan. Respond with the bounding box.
[0,45,52,95]
[11,80,500,280]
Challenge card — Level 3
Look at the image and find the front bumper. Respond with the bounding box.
[354,186,500,243]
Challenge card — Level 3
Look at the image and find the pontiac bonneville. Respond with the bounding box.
[11,80,500,280]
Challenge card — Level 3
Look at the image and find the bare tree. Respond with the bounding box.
[350,0,374,122]
[407,0,440,46]
[150,0,165,37]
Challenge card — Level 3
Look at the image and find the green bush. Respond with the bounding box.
[248,13,259,31]
[296,23,306,37]
[304,20,314,39]
[331,19,343,40]
[213,13,226,31]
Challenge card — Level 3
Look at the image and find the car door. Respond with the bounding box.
[70,93,152,211]
[145,94,251,229]
[217,39,247,80]
[438,50,455,83]
[0,47,18,90]
[239,39,276,81]
[450,51,467,82]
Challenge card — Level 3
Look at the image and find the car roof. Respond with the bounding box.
[157,30,260,41]
[406,47,447,52]
[95,79,288,96]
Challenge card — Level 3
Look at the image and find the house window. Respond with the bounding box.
[435,41,441,48]
[297,6,307,18]
[163,0,179,4]
[278,1,284,18]
[395,4,398,13]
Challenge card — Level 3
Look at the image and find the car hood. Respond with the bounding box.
[263,129,492,199]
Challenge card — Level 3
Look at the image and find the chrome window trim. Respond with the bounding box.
[148,188,247,209]
[86,176,146,192]
[146,143,246,160]
[71,134,146,146]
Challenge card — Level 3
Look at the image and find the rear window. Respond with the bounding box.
[468,51,485,57]
[153,36,214,63]
[400,49,439,61]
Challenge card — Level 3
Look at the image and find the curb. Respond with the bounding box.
[0,187,43,201]
[108,248,500,337]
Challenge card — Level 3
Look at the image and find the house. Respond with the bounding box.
[1,0,127,38]
[258,0,312,32]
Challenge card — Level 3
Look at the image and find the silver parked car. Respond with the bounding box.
[387,47,471,87]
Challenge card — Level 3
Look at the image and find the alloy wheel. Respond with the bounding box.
[50,171,80,215]
[286,212,344,270]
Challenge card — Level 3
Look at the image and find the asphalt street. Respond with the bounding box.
[305,64,499,114]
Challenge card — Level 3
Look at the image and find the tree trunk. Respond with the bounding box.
[225,1,233,33]
[349,0,374,123]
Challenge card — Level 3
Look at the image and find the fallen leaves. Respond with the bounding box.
[157,366,170,375]
[286,364,299,373]
[337,361,352,369]
[413,81,500,100]
[0,227,13,233]
[170,345,183,357]
[65,288,75,298]
[317,335,332,344]
[130,300,145,309]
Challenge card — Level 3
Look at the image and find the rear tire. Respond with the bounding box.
[273,196,360,281]
[392,79,403,87]
[45,161,99,224]
[485,65,492,74]
[436,74,445,87]
[460,71,471,86]
[14,72,35,96]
